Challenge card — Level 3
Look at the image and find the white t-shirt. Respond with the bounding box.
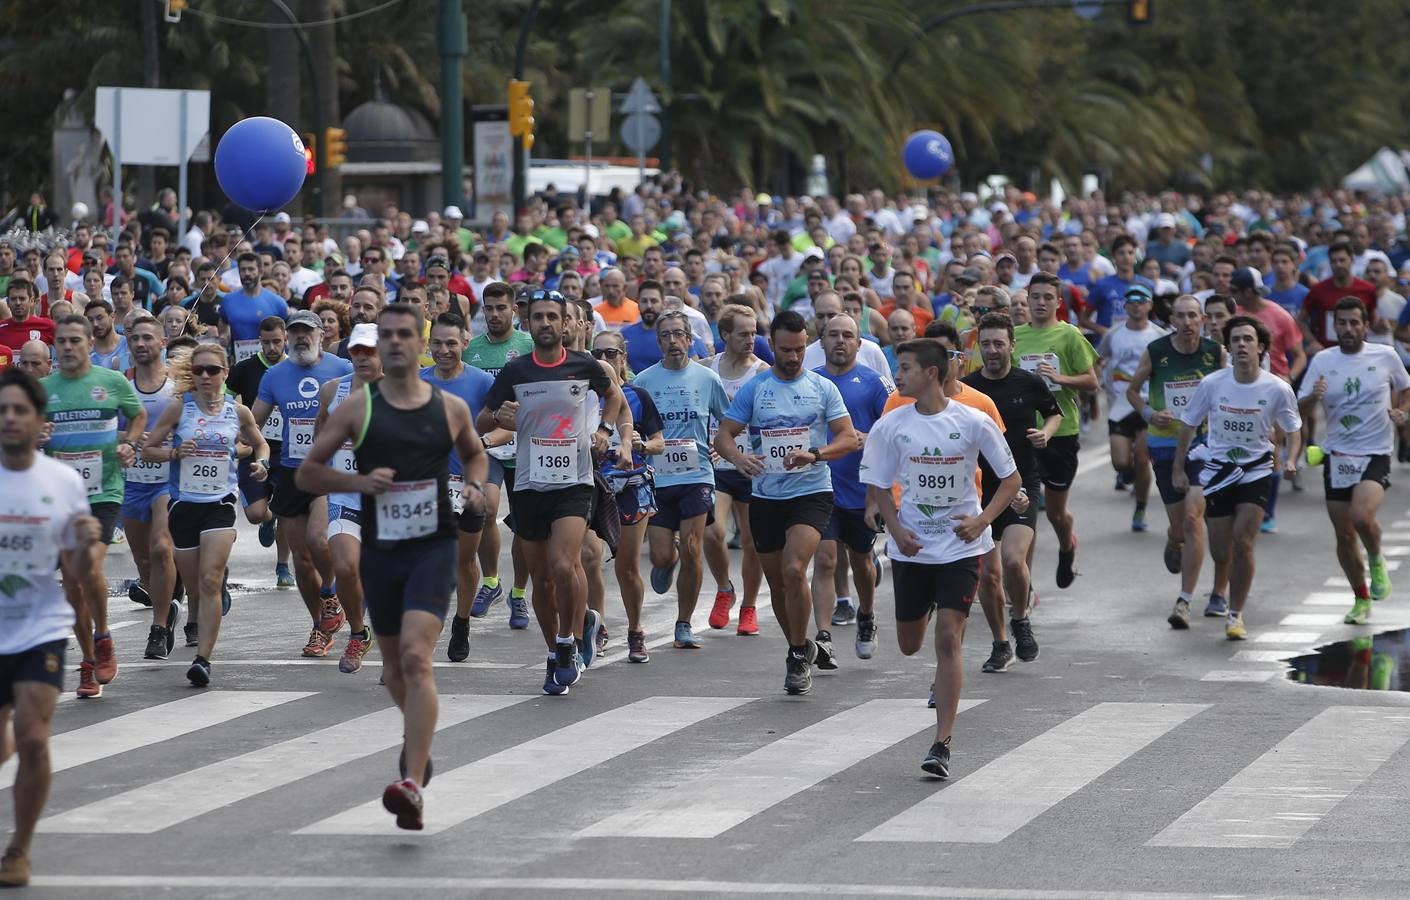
[803,338,891,377]
[1098,321,1168,421]
[1297,343,1410,456]
[859,401,1016,565]
[0,455,89,654]
[287,266,323,299]
[758,254,803,309]
[1180,368,1301,464]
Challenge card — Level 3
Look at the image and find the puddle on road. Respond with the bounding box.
[1287,630,1410,691]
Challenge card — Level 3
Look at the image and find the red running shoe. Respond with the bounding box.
[318,595,346,634]
[382,778,424,830]
[736,605,759,636]
[93,635,118,684]
[708,588,735,630]
[76,660,102,698]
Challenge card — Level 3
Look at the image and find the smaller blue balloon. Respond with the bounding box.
[903,130,954,180]
[215,116,309,213]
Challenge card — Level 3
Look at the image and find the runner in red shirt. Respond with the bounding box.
[1301,241,1377,351]
[0,280,56,360]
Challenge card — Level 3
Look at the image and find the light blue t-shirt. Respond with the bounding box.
[722,368,849,501]
[420,364,494,477]
[257,353,353,468]
[633,361,729,487]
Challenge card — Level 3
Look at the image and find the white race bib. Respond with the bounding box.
[285,417,316,460]
[447,474,466,516]
[261,405,284,442]
[487,435,516,461]
[1212,406,1261,448]
[55,450,102,497]
[1018,352,1060,392]
[711,427,751,472]
[1163,379,1199,415]
[375,479,438,540]
[656,438,700,476]
[126,454,169,485]
[0,519,55,576]
[180,449,230,495]
[1330,454,1370,490]
[528,436,575,484]
[329,441,357,475]
[234,340,261,363]
[908,453,967,507]
[759,426,810,474]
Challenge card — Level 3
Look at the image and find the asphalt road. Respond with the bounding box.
[8,438,1410,900]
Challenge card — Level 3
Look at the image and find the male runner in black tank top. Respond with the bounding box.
[298,304,488,831]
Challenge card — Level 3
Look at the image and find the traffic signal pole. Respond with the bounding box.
[511,0,542,215]
[438,0,467,211]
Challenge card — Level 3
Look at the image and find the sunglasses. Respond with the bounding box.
[192,364,226,376]
[523,289,567,304]
[591,348,623,359]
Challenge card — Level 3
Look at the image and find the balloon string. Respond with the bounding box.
[189,212,267,311]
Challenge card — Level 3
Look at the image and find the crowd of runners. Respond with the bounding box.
[2,182,1409,882]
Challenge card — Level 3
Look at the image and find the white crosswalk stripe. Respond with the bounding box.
[581,698,985,839]
[38,695,528,834]
[1147,706,1410,848]
[1,691,312,789]
[857,702,1205,843]
[296,695,748,835]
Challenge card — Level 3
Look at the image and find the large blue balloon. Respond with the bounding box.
[215,117,308,213]
[903,130,954,180]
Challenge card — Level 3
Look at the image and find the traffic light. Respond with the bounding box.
[508,79,535,150]
[301,132,316,174]
[1129,0,1152,24]
[324,126,348,169]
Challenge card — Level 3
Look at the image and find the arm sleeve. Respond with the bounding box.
[976,415,1017,479]
[1033,374,1062,419]
[1179,377,1213,427]
[482,369,512,413]
[857,414,898,488]
[821,378,849,423]
[1276,382,1303,433]
[1295,354,1321,400]
[1391,349,1410,391]
[116,375,144,419]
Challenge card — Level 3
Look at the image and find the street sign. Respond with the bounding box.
[620,77,661,115]
[568,86,612,142]
[621,114,661,154]
[94,87,210,233]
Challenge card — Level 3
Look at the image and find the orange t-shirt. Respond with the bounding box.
[880,382,1004,505]
[595,298,640,328]
[879,301,934,331]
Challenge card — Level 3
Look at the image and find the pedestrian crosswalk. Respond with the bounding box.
[9,690,1410,850]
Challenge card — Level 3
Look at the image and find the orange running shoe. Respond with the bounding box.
[301,627,333,658]
[708,589,735,630]
[76,660,102,698]
[737,605,759,636]
[93,635,118,684]
[318,596,345,634]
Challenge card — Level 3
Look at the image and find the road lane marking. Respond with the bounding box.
[1200,671,1277,682]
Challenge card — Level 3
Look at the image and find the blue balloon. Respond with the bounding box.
[903,130,954,180]
[214,116,308,213]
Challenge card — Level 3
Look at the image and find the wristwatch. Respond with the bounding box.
[598,422,615,436]
[808,447,822,463]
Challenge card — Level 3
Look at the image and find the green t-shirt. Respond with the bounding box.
[464,330,533,468]
[504,233,544,260]
[1011,322,1098,438]
[605,220,631,244]
[1146,334,1222,444]
[535,226,569,251]
[41,366,144,505]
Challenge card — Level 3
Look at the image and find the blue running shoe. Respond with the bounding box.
[553,642,581,687]
[275,564,295,589]
[508,593,530,629]
[650,558,677,595]
[542,659,568,696]
[581,609,603,667]
[221,579,232,617]
[927,687,936,709]
[470,582,503,618]
[1203,592,1229,617]
[258,518,276,548]
[673,620,701,649]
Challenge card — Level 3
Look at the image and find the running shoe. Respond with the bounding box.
[184,622,199,647]
[1163,541,1182,575]
[1203,592,1229,617]
[981,641,1013,673]
[708,588,735,629]
[1370,556,1392,601]
[1372,652,1394,691]
[318,595,345,634]
[814,630,838,670]
[470,582,503,617]
[258,517,276,548]
[1114,473,1127,491]
[186,657,211,687]
[301,627,333,658]
[542,659,569,695]
[650,557,677,595]
[112,526,126,544]
[784,649,812,695]
[399,743,434,787]
[1055,535,1077,589]
[144,625,169,660]
[582,609,603,667]
[1345,597,1373,626]
[128,579,152,607]
[927,687,935,709]
[1225,613,1247,641]
[447,616,470,662]
[553,642,582,687]
[1167,598,1191,630]
[508,593,530,629]
[1011,617,1039,661]
[165,601,181,654]
[382,779,424,831]
[93,635,118,684]
[76,660,101,699]
[831,599,857,627]
[0,847,31,888]
[221,578,232,617]
[921,739,951,779]
[340,628,372,673]
[673,620,701,649]
[736,605,759,635]
[275,564,295,589]
[627,629,649,663]
[596,623,609,655]
[1259,517,1277,534]
[1131,507,1148,533]
[855,614,877,659]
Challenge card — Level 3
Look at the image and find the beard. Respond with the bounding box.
[290,344,319,366]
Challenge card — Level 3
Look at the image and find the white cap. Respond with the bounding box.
[273,212,292,224]
[990,202,1009,214]
[347,322,378,350]
[411,219,430,234]
[582,223,599,239]
[911,204,931,221]
[802,246,826,261]
[443,205,463,219]
[1154,212,1177,229]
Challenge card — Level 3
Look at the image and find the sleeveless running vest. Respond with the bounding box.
[171,392,241,502]
[353,382,455,546]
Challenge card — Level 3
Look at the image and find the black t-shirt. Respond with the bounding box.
[962,366,1060,490]
[186,294,222,328]
[483,347,613,413]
